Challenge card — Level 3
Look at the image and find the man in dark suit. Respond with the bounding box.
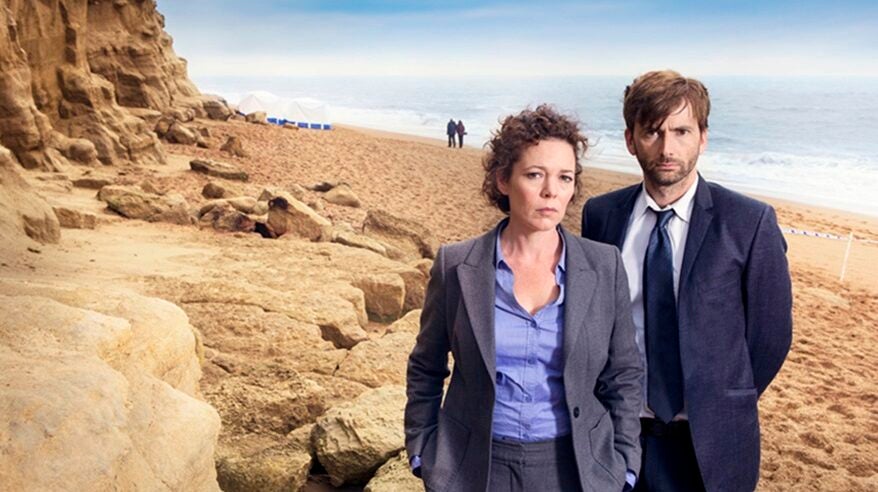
[581,70,793,492]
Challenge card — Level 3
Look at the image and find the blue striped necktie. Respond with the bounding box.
[644,208,683,423]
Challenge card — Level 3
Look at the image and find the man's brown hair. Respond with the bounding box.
[482,104,587,213]
[623,70,710,132]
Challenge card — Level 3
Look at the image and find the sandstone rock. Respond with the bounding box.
[139,180,164,195]
[333,230,388,256]
[283,123,300,130]
[220,136,248,158]
[386,309,422,335]
[98,185,192,225]
[53,206,97,229]
[411,258,434,278]
[363,209,438,261]
[245,111,267,124]
[198,197,257,217]
[335,332,416,388]
[190,159,249,181]
[198,202,255,233]
[167,121,198,145]
[394,267,428,312]
[216,432,312,492]
[0,147,61,245]
[353,273,406,322]
[73,176,113,189]
[365,450,422,492]
[202,181,233,199]
[61,138,99,164]
[230,114,246,122]
[307,181,338,192]
[164,107,197,123]
[0,285,219,491]
[267,195,331,241]
[201,95,232,121]
[312,385,407,486]
[252,201,269,216]
[154,115,175,137]
[258,185,305,202]
[324,184,361,208]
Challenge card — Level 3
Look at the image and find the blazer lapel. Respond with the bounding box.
[457,229,498,380]
[562,228,597,366]
[604,184,642,249]
[679,176,714,292]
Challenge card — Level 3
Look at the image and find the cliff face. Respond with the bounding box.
[0,0,227,244]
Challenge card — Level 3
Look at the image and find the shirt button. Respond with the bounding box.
[573,407,580,418]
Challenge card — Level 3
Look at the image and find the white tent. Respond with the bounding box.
[236,91,331,130]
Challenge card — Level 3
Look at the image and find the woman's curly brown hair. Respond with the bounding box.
[482,104,588,213]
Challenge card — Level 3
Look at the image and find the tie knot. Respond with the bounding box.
[654,209,675,228]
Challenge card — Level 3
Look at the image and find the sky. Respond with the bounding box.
[156,0,878,78]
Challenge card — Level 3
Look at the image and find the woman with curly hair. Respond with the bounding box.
[405,105,643,492]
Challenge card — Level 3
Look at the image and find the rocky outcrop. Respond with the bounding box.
[216,428,313,492]
[363,209,439,261]
[99,185,192,224]
[353,273,406,322]
[0,147,61,245]
[53,206,97,229]
[324,184,361,208]
[312,385,407,486]
[0,280,219,491]
[365,450,422,492]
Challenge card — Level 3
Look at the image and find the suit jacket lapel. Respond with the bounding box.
[562,228,597,367]
[680,176,714,293]
[457,228,497,380]
[604,184,642,249]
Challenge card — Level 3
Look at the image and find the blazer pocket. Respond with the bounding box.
[422,411,471,492]
[588,411,625,487]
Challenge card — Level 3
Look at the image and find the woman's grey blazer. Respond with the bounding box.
[405,224,643,492]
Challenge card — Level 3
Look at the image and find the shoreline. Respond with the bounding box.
[338,123,878,223]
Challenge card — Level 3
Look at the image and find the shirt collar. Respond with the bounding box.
[633,174,699,224]
[494,218,567,273]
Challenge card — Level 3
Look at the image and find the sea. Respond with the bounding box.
[195,75,878,217]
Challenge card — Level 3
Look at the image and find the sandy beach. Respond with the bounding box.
[5,119,877,490]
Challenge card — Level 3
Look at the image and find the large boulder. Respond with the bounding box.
[266,195,331,241]
[0,283,219,491]
[216,428,313,492]
[98,185,192,225]
[312,385,407,486]
[363,209,439,261]
[335,331,416,388]
[201,95,233,121]
[190,159,249,181]
[353,273,406,322]
[365,450,422,492]
[385,309,422,335]
[0,147,60,246]
[53,206,97,230]
[245,111,267,124]
[167,121,198,145]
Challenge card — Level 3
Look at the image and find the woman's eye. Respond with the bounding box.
[560,175,574,183]
[526,172,542,179]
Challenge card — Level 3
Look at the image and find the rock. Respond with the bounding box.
[198,202,255,233]
[312,385,407,486]
[53,207,97,229]
[324,184,361,208]
[0,147,61,245]
[197,126,211,138]
[252,201,269,216]
[73,176,113,190]
[98,185,192,225]
[363,209,438,261]
[258,185,305,202]
[365,450,422,492]
[393,267,427,312]
[220,136,248,158]
[385,309,422,335]
[282,123,299,130]
[167,121,198,145]
[333,230,388,256]
[267,195,331,241]
[230,114,246,122]
[335,332,416,388]
[201,95,232,121]
[199,197,257,217]
[61,138,98,164]
[353,273,406,322]
[245,111,267,124]
[307,181,338,192]
[190,159,249,181]
[216,432,312,492]
[202,181,234,199]
[154,115,175,137]
[0,283,220,491]
[139,180,164,195]
[410,258,433,278]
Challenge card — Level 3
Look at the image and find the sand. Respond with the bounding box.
[4,120,876,490]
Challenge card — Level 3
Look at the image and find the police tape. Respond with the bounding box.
[780,227,878,245]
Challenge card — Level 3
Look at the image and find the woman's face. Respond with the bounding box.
[498,138,576,233]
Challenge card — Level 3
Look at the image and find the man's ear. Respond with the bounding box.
[699,129,708,155]
[625,128,637,156]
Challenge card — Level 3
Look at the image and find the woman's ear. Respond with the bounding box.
[497,175,509,195]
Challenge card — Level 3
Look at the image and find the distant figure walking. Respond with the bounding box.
[456,120,466,148]
[447,118,457,148]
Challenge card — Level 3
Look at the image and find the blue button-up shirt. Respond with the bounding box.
[492,224,571,442]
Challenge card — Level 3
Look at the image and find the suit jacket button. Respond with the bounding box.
[573,407,580,418]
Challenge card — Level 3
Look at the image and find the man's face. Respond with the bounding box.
[625,101,707,188]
